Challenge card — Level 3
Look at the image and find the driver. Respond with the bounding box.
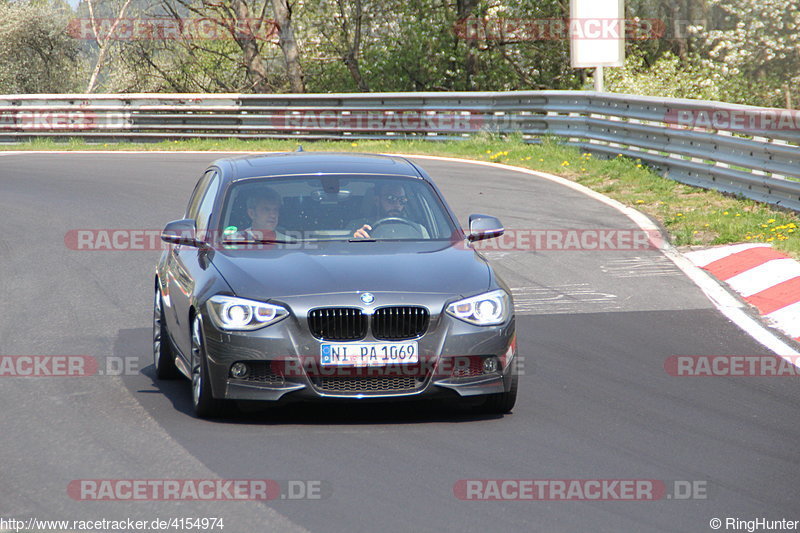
[352,183,427,239]
[244,188,290,241]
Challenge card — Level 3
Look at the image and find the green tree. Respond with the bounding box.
[0,1,86,93]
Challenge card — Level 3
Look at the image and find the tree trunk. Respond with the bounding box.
[271,0,305,93]
[230,0,271,92]
[337,0,368,91]
[344,51,369,92]
[85,0,134,93]
[672,3,688,61]
[457,0,479,89]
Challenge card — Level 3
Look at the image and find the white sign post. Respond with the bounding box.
[569,0,625,92]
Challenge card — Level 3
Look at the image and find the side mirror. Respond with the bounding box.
[468,214,504,242]
[161,219,200,246]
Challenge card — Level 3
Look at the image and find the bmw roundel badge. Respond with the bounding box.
[360,292,375,304]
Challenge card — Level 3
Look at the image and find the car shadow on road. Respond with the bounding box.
[118,327,507,426]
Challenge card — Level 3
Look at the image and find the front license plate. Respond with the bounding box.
[321,342,419,366]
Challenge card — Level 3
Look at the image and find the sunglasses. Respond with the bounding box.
[383,194,409,205]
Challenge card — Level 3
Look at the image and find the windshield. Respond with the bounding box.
[217,175,460,243]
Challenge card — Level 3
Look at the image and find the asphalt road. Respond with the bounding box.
[1,152,798,533]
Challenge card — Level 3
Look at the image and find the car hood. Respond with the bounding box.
[210,240,492,299]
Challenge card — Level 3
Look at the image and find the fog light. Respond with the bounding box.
[230,362,249,378]
[483,357,499,373]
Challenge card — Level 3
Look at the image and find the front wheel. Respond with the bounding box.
[153,287,179,380]
[481,366,518,414]
[191,315,226,419]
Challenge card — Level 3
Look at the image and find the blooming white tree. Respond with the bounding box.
[691,0,800,103]
[0,2,86,93]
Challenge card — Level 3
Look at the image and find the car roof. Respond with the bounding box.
[211,152,425,181]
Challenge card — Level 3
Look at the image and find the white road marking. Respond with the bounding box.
[766,302,800,338]
[726,259,800,298]
[683,243,769,267]
[511,284,619,314]
[479,251,515,260]
[600,256,682,278]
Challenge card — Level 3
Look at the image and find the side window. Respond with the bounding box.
[195,174,220,240]
[185,170,216,220]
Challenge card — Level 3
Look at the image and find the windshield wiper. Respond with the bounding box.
[348,238,376,242]
[221,238,294,245]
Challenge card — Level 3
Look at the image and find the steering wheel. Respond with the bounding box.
[369,217,423,238]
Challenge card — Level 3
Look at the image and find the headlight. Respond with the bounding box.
[206,295,288,331]
[446,289,510,326]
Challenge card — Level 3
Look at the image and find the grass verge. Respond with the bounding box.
[5,135,800,258]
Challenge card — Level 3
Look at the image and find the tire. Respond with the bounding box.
[481,365,518,414]
[190,315,226,419]
[153,287,179,380]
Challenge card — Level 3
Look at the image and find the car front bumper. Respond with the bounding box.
[199,291,516,403]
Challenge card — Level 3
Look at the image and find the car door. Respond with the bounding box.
[165,169,220,358]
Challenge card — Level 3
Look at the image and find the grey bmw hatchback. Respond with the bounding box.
[153,152,517,418]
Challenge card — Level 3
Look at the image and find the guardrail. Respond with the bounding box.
[2,91,800,211]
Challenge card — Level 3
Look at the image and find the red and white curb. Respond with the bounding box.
[685,243,800,342]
